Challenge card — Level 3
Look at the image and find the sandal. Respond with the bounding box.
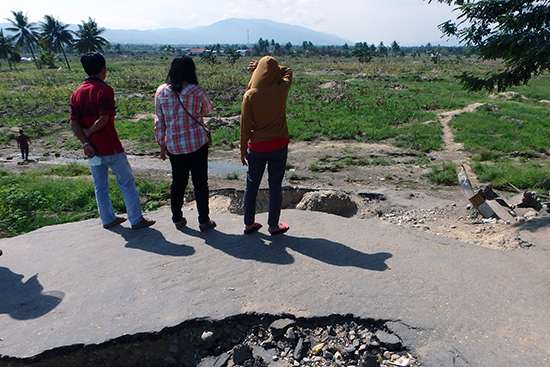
[131,217,156,229]
[244,222,262,235]
[103,216,127,229]
[268,223,289,235]
[174,217,187,229]
[199,220,217,232]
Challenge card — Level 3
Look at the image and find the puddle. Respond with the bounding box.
[54,156,247,176]
[207,161,247,176]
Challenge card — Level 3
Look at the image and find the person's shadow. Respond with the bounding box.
[107,226,195,257]
[184,228,391,271]
[0,267,64,320]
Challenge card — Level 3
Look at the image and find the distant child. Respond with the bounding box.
[16,129,31,160]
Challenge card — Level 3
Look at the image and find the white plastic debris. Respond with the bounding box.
[390,357,411,366]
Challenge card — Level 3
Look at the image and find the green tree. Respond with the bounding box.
[253,38,270,55]
[225,50,241,66]
[39,50,56,68]
[73,18,110,54]
[342,43,350,57]
[391,40,401,56]
[0,29,17,70]
[432,0,550,91]
[5,11,41,69]
[201,49,219,64]
[369,44,377,55]
[352,42,372,62]
[377,42,388,57]
[40,15,74,70]
[284,42,293,55]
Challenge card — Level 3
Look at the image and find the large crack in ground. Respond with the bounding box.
[0,314,422,367]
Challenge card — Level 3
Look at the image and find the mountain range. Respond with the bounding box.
[0,18,351,46]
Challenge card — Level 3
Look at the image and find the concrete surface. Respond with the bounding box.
[0,208,549,366]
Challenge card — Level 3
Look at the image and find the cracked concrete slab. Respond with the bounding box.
[0,208,549,366]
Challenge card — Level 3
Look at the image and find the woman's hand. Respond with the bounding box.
[247,60,258,73]
[241,154,248,166]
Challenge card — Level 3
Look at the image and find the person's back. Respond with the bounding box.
[16,130,31,160]
[16,132,29,147]
[241,56,292,147]
[240,56,292,236]
[70,74,123,157]
[69,52,154,230]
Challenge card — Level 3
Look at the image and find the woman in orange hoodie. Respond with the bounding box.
[240,56,292,235]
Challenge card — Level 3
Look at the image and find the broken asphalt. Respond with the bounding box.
[1,208,549,366]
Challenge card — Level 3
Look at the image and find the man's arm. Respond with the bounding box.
[83,114,110,137]
[70,119,97,157]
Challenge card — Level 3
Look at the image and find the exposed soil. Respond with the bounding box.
[2,101,548,250]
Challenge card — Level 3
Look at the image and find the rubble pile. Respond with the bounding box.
[198,316,417,367]
[379,205,458,229]
[1,314,419,367]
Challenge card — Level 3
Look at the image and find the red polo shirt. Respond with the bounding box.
[69,78,124,156]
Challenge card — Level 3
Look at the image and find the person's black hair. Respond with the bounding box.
[80,52,106,76]
[167,56,198,93]
[19,129,23,134]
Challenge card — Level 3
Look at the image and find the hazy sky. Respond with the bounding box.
[1,0,461,46]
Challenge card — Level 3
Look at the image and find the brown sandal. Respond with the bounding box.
[103,216,127,229]
[199,220,217,232]
[131,217,156,229]
[174,217,187,229]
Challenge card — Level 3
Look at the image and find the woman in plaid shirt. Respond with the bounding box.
[154,56,216,231]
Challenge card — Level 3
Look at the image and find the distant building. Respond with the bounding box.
[236,49,249,57]
[186,48,205,56]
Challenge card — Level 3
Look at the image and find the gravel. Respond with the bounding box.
[1,314,419,367]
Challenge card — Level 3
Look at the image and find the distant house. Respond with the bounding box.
[186,48,205,56]
[236,49,249,57]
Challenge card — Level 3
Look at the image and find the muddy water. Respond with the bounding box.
[54,155,247,177]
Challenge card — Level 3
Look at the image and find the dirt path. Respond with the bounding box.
[430,103,491,189]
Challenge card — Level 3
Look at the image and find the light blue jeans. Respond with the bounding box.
[90,152,144,226]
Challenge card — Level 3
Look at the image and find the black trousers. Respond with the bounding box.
[20,146,29,160]
[168,144,210,225]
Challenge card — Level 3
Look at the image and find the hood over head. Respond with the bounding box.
[248,56,281,89]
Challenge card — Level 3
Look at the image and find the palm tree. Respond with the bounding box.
[6,11,41,69]
[352,42,372,63]
[40,15,74,70]
[73,18,110,54]
[0,29,17,70]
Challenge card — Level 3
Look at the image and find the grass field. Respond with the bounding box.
[1,52,550,237]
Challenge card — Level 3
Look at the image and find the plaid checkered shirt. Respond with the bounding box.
[154,83,214,155]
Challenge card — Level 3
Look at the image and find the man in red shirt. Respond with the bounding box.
[70,52,155,230]
[16,129,31,160]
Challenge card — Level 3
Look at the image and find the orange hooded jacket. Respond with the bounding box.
[240,56,292,157]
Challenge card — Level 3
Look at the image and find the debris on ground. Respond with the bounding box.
[454,164,541,223]
[1,314,420,367]
[197,316,419,367]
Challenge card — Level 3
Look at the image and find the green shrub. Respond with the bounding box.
[425,162,458,186]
